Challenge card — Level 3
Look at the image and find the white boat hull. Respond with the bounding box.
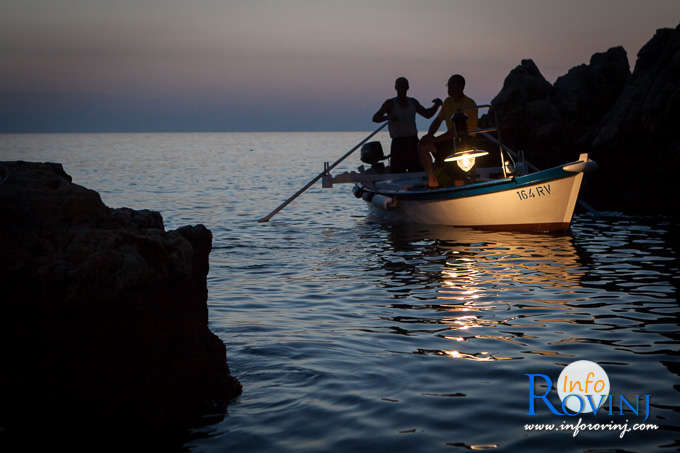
[360,154,595,233]
[369,172,583,232]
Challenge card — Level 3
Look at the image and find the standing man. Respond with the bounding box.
[372,77,442,173]
[419,74,478,187]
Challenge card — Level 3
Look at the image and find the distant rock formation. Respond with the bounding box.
[489,58,564,169]
[0,161,241,437]
[487,24,680,213]
[591,25,680,212]
[489,47,630,169]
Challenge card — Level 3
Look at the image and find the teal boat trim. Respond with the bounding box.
[362,165,574,201]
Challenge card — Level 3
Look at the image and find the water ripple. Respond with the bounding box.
[3,133,678,452]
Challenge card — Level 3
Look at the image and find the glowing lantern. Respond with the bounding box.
[444,150,489,172]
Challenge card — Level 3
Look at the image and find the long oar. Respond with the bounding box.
[257,122,388,223]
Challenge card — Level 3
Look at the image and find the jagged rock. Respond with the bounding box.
[494,59,554,105]
[490,50,631,170]
[487,25,680,214]
[0,161,241,438]
[590,25,680,213]
[553,46,630,148]
[490,60,561,168]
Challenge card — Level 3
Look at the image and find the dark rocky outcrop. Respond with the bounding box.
[590,25,680,212]
[488,47,630,169]
[486,24,680,213]
[553,47,630,150]
[490,59,563,169]
[0,161,241,440]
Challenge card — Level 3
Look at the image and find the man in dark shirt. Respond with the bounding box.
[372,77,442,173]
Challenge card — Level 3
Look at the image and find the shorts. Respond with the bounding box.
[390,136,423,173]
[433,139,454,164]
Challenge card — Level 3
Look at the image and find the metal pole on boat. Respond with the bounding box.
[257,122,388,223]
[479,131,540,173]
[480,131,598,214]
[493,109,509,178]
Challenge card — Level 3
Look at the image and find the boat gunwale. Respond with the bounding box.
[360,161,583,201]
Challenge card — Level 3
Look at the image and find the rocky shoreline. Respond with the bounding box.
[485,23,680,214]
[0,23,677,442]
[0,161,241,437]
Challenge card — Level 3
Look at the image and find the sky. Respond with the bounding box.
[1,0,679,133]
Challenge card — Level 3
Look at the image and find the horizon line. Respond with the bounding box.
[0,129,405,135]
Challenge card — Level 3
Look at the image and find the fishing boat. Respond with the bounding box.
[321,105,597,232]
[258,104,597,232]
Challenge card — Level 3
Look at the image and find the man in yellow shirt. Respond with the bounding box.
[419,74,478,187]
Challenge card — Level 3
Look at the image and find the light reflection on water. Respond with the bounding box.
[1,133,678,452]
[368,226,590,364]
[206,217,679,452]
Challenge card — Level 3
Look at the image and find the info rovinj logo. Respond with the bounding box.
[524,360,658,438]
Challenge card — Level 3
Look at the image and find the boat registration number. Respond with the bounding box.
[516,184,551,200]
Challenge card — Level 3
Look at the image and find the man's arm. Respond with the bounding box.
[415,98,442,119]
[424,98,450,138]
[425,111,457,144]
[426,115,443,137]
[432,128,456,143]
[372,100,392,123]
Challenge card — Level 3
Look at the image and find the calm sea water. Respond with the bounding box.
[1,132,679,452]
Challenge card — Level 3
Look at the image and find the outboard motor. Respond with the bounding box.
[360,141,386,172]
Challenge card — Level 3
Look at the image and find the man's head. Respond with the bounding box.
[447,74,465,98]
[395,77,409,96]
